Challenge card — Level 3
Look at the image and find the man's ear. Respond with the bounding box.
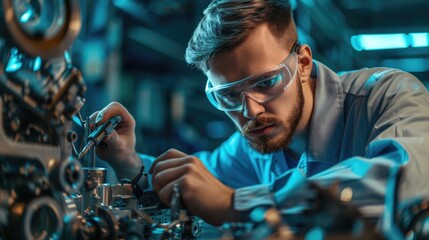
[297,44,313,82]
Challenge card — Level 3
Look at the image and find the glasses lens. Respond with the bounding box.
[246,70,286,100]
[213,89,241,110]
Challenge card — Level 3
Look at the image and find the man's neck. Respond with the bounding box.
[287,76,316,160]
[287,128,309,160]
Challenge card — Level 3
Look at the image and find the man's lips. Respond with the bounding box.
[246,124,276,136]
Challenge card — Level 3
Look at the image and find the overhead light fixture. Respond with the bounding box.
[409,33,429,47]
[350,32,429,51]
[351,34,409,51]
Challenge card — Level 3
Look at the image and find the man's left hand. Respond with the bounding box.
[149,148,239,226]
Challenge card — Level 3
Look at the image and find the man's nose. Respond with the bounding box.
[242,94,265,119]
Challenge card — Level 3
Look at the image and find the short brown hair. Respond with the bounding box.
[185,0,297,72]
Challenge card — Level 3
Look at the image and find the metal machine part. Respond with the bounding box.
[0,0,81,59]
[0,0,85,238]
[397,198,429,239]
[74,165,201,239]
[0,0,202,237]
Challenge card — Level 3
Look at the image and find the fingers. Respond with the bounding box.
[89,102,137,168]
[152,163,191,193]
[91,102,124,123]
[89,110,100,122]
[150,150,199,201]
[149,148,187,173]
[150,150,236,226]
[158,178,183,206]
[151,157,200,192]
[91,102,135,132]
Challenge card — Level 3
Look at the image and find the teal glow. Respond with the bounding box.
[351,32,429,51]
[6,60,22,72]
[20,11,32,23]
[290,0,298,10]
[297,27,315,49]
[351,34,409,51]
[5,48,22,72]
[249,207,266,222]
[301,0,314,7]
[409,33,429,47]
[305,226,325,240]
[33,56,42,71]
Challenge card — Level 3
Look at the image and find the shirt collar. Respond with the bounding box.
[306,60,345,162]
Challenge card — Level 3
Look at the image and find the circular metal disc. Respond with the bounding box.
[0,0,81,60]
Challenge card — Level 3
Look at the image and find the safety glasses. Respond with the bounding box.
[205,41,300,112]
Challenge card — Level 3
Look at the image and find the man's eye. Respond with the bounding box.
[256,76,280,88]
[222,91,241,99]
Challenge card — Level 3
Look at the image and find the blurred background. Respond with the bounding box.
[74,0,429,157]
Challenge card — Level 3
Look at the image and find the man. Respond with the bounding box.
[91,0,429,228]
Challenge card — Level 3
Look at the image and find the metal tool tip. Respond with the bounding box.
[77,147,87,160]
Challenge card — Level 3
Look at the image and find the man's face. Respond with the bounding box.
[234,76,304,153]
[207,23,305,153]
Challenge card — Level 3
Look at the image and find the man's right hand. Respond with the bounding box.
[90,102,142,179]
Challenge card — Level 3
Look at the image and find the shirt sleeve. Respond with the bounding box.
[194,132,261,189]
[364,70,429,202]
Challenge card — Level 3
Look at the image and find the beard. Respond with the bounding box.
[242,77,304,154]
